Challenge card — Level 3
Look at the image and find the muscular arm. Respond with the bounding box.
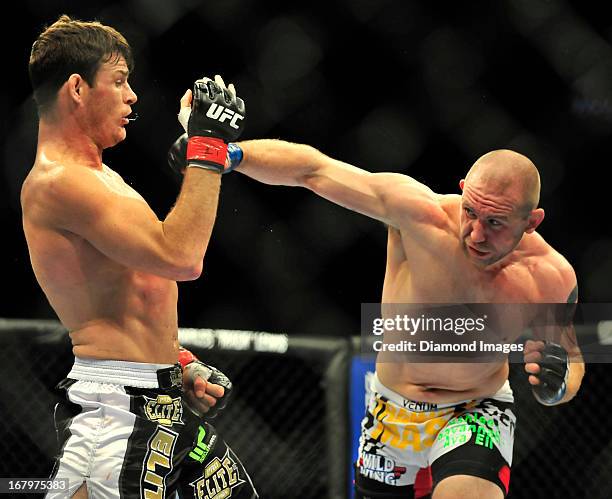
[526,275,585,405]
[237,139,445,229]
[31,165,220,281]
[558,284,585,403]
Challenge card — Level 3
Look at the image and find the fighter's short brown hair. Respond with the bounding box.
[29,15,134,115]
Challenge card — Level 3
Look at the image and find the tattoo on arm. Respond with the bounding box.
[564,284,579,351]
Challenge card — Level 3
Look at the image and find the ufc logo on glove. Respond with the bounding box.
[206,103,244,129]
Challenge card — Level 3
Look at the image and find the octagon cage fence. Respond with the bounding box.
[0,319,611,498]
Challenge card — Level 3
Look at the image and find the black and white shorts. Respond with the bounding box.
[47,357,258,499]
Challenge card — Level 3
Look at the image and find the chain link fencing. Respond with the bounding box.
[0,320,610,498]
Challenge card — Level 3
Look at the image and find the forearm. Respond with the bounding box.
[560,353,585,404]
[560,320,584,403]
[235,139,438,227]
[161,168,221,276]
[236,139,322,186]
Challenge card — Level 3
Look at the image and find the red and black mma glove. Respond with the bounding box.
[178,347,233,418]
[179,76,245,173]
[531,342,569,406]
[167,134,243,177]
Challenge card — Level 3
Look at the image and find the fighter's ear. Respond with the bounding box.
[67,74,85,102]
[459,179,465,191]
[525,208,545,233]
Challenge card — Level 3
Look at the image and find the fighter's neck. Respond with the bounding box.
[37,120,103,169]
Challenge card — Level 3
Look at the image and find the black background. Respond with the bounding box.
[2,1,612,497]
[3,0,612,335]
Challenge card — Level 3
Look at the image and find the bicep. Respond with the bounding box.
[534,278,581,356]
[42,171,179,278]
[75,196,170,271]
[561,282,581,358]
[303,159,442,228]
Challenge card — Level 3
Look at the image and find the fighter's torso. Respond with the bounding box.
[378,194,569,402]
[21,158,179,363]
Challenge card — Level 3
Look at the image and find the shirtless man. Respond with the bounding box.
[214,140,584,498]
[22,16,257,498]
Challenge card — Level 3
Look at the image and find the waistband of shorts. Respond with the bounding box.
[371,372,513,410]
[68,357,183,389]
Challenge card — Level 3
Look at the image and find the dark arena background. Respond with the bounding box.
[2,1,612,498]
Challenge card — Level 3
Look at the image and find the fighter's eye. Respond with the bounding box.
[464,208,476,218]
[489,219,501,226]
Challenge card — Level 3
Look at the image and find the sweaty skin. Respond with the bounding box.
[235,143,584,405]
[22,57,225,410]
[378,195,571,403]
[22,161,180,363]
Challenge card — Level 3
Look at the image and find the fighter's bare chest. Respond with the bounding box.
[388,249,537,304]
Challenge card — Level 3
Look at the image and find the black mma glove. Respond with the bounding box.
[184,361,233,418]
[179,347,233,419]
[179,74,245,173]
[532,342,569,406]
[167,134,188,177]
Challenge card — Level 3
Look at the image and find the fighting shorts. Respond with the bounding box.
[355,372,515,498]
[46,357,258,499]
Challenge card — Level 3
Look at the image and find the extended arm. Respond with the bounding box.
[236,139,445,229]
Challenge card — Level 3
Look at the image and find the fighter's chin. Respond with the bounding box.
[470,256,497,267]
[107,128,127,148]
[117,126,127,141]
[464,244,497,266]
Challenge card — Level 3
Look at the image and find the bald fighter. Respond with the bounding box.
[22,15,257,498]
[202,140,583,498]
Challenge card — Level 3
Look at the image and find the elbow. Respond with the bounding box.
[178,262,203,281]
[169,255,203,281]
[176,260,203,281]
[302,172,321,192]
[156,230,205,280]
[190,259,204,280]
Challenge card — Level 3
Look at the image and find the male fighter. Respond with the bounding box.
[172,137,581,498]
[22,16,257,498]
